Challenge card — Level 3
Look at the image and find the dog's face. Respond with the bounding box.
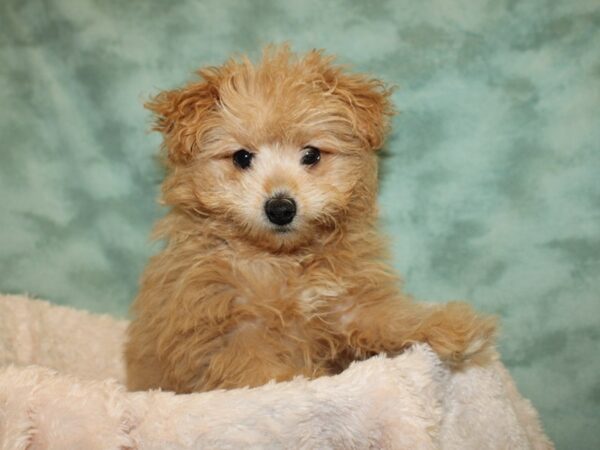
[149,48,393,251]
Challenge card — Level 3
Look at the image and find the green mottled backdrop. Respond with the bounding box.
[1,0,598,447]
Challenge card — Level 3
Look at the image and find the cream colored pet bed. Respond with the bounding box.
[0,295,553,449]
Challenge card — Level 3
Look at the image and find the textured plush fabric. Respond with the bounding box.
[0,295,552,449]
[0,1,598,448]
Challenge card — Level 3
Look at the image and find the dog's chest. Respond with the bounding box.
[230,257,347,313]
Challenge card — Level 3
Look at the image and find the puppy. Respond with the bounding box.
[125,46,497,393]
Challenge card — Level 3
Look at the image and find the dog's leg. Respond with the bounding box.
[344,297,497,366]
[155,324,324,392]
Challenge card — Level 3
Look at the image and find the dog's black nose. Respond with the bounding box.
[265,197,296,226]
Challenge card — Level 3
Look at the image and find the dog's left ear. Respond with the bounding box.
[145,72,220,165]
[332,72,395,151]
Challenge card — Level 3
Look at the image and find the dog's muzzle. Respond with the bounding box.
[264,197,296,226]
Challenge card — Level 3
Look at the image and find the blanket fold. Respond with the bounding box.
[0,295,552,449]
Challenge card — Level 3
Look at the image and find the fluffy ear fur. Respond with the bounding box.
[145,72,220,165]
[303,50,396,151]
[333,72,396,151]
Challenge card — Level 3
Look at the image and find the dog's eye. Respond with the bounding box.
[233,149,253,169]
[301,146,321,166]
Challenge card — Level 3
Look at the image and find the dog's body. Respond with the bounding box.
[125,47,496,393]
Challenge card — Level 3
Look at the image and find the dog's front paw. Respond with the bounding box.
[423,302,498,367]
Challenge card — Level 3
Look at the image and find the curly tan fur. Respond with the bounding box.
[125,46,497,393]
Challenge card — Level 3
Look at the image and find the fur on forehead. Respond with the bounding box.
[146,45,395,166]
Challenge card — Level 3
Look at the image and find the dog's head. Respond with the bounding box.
[148,46,394,251]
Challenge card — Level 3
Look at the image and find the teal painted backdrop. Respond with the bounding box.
[1,0,598,447]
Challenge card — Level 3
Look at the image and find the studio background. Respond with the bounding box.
[1,0,598,448]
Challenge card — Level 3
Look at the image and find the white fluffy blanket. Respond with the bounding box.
[0,294,553,449]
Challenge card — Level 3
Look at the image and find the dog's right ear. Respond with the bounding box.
[145,73,220,165]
